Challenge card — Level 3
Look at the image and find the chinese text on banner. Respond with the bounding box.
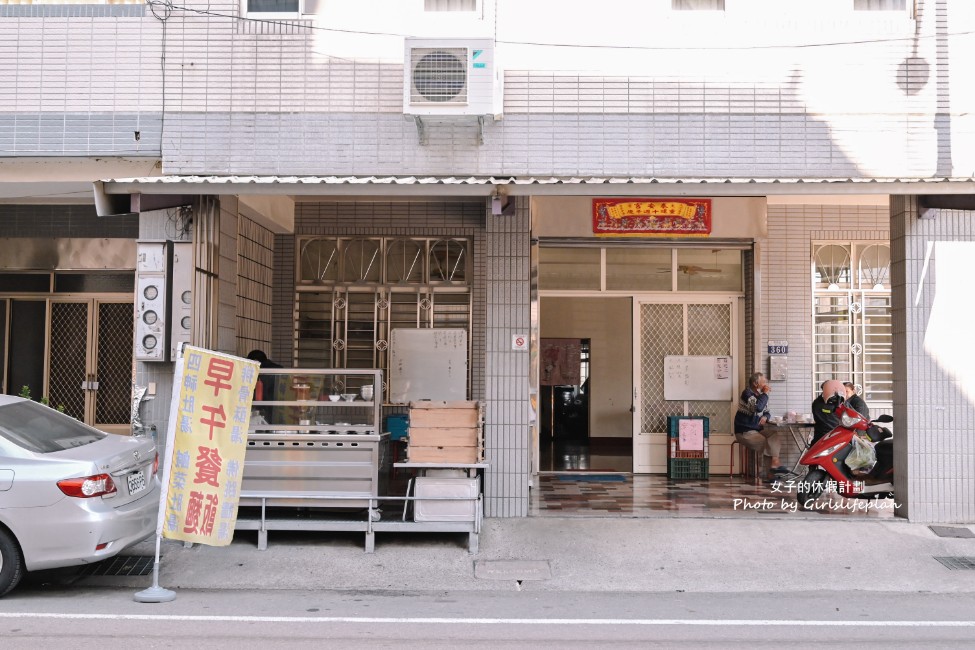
[162,346,259,546]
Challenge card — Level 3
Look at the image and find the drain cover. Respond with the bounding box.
[474,560,551,581]
[82,555,155,577]
[933,556,975,570]
[929,526,975,539]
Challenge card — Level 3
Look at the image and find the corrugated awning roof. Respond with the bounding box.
[96,174,975,197]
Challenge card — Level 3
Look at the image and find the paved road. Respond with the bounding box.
[3,587,975,648]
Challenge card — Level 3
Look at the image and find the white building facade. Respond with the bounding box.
[1,0,974,521]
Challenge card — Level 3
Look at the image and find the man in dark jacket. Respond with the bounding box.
[811,379,845,445]
[734,372,784,480]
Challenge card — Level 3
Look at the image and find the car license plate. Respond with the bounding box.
[127,470,146,495]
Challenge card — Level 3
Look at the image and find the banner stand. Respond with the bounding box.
[134,534,175,603]
[133,346,185,604]
[132,345,259,603]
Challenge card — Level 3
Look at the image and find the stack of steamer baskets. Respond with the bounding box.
[406,401,483,464]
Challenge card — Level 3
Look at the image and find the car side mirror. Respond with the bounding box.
[873,414,893,423]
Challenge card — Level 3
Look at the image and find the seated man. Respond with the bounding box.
[811,379,845,445]
[733,372,785,480]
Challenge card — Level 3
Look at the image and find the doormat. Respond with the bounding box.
[553,474,626,482]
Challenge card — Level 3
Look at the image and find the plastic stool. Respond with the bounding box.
[729,439,758,478]
[729,439,745,477]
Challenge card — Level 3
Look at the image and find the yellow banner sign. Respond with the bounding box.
[158,346,259,546]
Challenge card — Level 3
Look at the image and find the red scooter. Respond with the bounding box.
[795,400,894,508]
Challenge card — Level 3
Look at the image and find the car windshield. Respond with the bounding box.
[0,401,106,453]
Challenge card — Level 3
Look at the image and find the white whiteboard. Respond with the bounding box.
[389,328,468,403]
[664,355,733,401]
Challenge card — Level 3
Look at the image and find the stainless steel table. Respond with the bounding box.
[764,421,815,474]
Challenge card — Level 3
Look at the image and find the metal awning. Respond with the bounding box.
[95,174,975,200]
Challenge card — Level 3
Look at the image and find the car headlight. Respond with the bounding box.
[840,413,860,428]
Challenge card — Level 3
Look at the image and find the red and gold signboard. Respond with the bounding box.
[592,198,712,237]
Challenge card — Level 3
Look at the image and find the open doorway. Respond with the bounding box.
[539,297,633,472]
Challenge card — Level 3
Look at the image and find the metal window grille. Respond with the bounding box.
[294,237,472,401]
[812,242,892,406]
[672,0,725,10]
[424,0,477,10]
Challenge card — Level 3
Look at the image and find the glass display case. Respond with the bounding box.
[241,368,388,509]
[249,368,381,433]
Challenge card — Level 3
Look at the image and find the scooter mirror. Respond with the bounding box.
[873,414,893,423]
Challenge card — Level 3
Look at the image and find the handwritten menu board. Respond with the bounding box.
[664,355,733,401]
[390,328,468,403]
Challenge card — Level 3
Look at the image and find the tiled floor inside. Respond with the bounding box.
[529,435,897,519]
[528,473,898,519]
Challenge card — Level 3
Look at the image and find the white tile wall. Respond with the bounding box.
[483,196,531,517]
[891,197,975,522]
[759,203,889,417]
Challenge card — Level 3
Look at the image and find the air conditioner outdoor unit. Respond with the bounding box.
[404,37,501,118]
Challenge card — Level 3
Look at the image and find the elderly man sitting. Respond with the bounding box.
[733,371,785,481]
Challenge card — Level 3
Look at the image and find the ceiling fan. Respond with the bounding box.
[657,265,723,276]
[679,265,721,276]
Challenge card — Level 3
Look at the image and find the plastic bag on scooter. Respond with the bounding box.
[845,434,877,475]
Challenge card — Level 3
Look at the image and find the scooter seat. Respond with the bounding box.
[866,425,892,443]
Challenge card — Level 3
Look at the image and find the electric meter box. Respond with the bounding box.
[170,242,193,360]
[134,241,172,362]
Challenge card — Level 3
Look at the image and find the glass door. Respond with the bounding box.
[633,298,736,473]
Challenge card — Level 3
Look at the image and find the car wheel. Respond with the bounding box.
[0,527,25,597]
[796,469,827,510]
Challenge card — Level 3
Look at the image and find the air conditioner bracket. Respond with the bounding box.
[411,115,485,146]
[412,116,428,146]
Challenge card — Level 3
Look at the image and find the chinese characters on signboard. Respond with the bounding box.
[159,346,259,546]
[592,198,712,237]
[678,418,705,451]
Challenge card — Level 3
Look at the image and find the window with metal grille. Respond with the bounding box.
[812,242,892,406]
[425,0,477,10]
[853,0,907,11]
[241,0,323,17]
[295,236,472,400]
[672,0,725,10]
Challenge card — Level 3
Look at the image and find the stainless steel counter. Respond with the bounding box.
[241,431,389,509]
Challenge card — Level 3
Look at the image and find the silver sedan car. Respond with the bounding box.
[0,395,160,597]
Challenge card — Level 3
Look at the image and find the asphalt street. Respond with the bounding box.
[2,515,975,647]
